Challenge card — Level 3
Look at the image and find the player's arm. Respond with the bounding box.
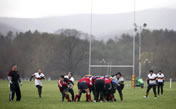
[41,74,45,79]
[30,74,35,81]
[8,71,12,84]
[147,77,149,84]
[18,73,23,86]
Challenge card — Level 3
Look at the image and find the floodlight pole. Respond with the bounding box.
[134,24,147,78]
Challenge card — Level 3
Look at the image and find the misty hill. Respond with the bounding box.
[0,8,176,39]
[0,22,19,35]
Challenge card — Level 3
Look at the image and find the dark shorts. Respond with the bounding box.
[78,81,88,90]
[95,79,105,91]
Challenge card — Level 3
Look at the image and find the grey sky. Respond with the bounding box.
[0,0,176,18]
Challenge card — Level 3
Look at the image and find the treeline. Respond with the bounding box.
[0,29,175,80]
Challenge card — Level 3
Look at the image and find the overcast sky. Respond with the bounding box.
[0,0,176,18]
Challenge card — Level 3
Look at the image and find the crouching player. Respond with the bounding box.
[104,76,114,101]
[144,70,157,99]
[93,76,105,102]
[58,75,72,102]
[74,76,93,102]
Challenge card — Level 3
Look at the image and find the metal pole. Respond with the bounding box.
[133,0,136,76]
[139,27,142,78]
[133,30,135,75]
[88,0,93,75]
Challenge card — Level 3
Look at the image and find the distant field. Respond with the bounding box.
[0,80,176,109]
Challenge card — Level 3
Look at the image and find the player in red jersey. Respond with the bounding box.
[74,76,93,102]
[58,75,73,102]
[92,76,105,102]
[104,76,114,101]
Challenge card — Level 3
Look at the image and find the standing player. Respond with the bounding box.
[30,68,45,98]
[64,72,74,101]
[8,64,22,101]
[58,75,72,102]
[157,70,165,95]
[144,70,157,99]
[74,76,93,102]
[116,72,124,101]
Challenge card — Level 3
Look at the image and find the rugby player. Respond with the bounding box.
[58,75,72,102]
[92,76,105,102]
[30,68,45,98]
[64,72,74,101]
[144,70,157,99]
[157,70,165,95]
[74,76,93,102]
[8,64,22,101]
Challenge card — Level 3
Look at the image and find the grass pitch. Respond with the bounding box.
[0,80,176,109]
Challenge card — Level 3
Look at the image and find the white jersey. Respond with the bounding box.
[117,77,124,83]
[33,72,45,86]
[112,76,124,84]
[64,75,74,88]
[157,73,164,83]
[64,75,74,83]
[148,73,157,85]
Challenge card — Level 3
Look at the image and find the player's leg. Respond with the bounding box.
[64,89,71,102]
[36,85,41,98]
[15,84,21,101]
[99,80,105,102]
[117,86,123,101]
[69,88,74,101]
[40,86,42,98]
[61,91,65,101]
[145,85,152,97]
[9,83,15,101]
[158,83,160,95]
[161,82,163,95]
[94,80,101,102]
[85,88,92,102]
[153,85,157,97]
[74,89,81,101]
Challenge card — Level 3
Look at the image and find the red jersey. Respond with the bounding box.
[104,78,112,84]
[78,77,93,88]
[58,80,68,92]
[92,77,104,84]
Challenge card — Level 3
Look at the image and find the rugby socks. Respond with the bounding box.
[65,94,71,102]
[87,93,92,102]
[110,94,114,101]
[74,94,79,101]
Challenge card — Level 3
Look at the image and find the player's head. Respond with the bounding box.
[149,70,153,74]
[68,72,72,77]
[59,75,64,81]
[158,70,162,74]
[38,68,42,73]
[116,72,122,78]
[104,75,110,78]
[11,64,17,71]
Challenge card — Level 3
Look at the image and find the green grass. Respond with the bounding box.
[0,80,176,109]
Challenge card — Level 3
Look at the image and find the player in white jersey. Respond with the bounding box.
[112,72,124,101]
[144,70,157,98]
[64,72,74,101]
[30,68,45,98]
[157,71,165,95]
